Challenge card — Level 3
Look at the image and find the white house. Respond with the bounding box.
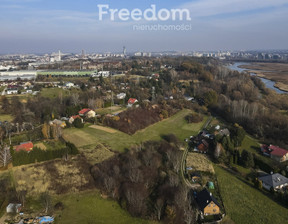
[86,110,96,118]
[98,71,110,77]
[6,203,22,213]
[6,88,18,95]
[117,93,126,100]
[259,173,288,191]
[65,82,74,88]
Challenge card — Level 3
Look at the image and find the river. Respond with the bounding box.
[227,62,287,94]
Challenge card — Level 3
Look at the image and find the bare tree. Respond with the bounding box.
[214,143,223,159]
[104,175,116,197]
[184,201,195,224]
[40,191,52,214]
[128,168,143,183]
[17,190,27,208]
[170,150,182,172]
[71,93,80,106]
[155,198,164,221]
[88,98,97,110]
[168,173,179,187]
[0,145,12,167]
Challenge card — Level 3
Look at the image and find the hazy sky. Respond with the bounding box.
[1,0,288,54]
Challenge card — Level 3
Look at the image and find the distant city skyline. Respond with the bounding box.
[1,0,288,54]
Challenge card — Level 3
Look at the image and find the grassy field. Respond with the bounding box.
[95,106,126,115]
[63,109,207,152]
[240,136,260,153]
[0,114,14,122]
[53,191,157,224]
[40,88,73,98]
[186,153,215,174]
[214,165,288,224]
[80,143,115,165]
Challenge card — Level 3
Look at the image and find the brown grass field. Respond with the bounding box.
[12,155,95,196]
[239,63,288,91]
[80,143,115,165]
[186,153,215,174]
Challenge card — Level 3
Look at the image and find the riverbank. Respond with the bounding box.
[238,63,288,93]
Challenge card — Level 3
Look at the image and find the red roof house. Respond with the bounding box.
[79,108,91,116]
[15,142,33,152]
[69,115,83,124]
[261,144,288,162]
[269,145,288,162]
[127,98,138,107]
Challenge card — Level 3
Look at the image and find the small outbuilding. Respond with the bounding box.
[207,182,215,190]
[6,203,22,213]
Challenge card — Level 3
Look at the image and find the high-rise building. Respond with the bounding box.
[123,46,127,57]
[58,50,61,61]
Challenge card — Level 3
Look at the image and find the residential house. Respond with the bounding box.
[79,108,91,116]
[117,93,126,100]
[127,98,138,107]
[261,144,288,162]
[6,203,22,213]
[15,142,33,152]
[86,110,96,118]
[65,82,74,88]
[259,173,288,191]
[69,115,83,124]
[196,188,221,216]
[194,139,209,153]
[6,88,18,95]
[78,108,96,118]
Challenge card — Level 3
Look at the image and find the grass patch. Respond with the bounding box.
[240,136,260,153]
[53,190,157,224]
[186,153,215,174]
[95,106,126,115]
[80,143,115,165]
[0,114,14,122]
[214,165,288,224]
[40,88,72,98]
[63,109,207,152]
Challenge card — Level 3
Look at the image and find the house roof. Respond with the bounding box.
[259,173,288,189]
[269,145,288,157]
[128,98,137,104]
[71,115,81,120]
[16,142,33,152]
[79,108,91,115]
[196,188,220,211]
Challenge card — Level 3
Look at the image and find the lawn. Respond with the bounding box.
[214,165,288,224]
[63,109,207,152]
[40,88,73,98]
[53,191,157,224]
[95,105,126,115]
[240,135,275,166]
[240,136,260,153]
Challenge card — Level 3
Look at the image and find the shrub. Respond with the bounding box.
[185,113,203,123]
[73,117,84,128]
